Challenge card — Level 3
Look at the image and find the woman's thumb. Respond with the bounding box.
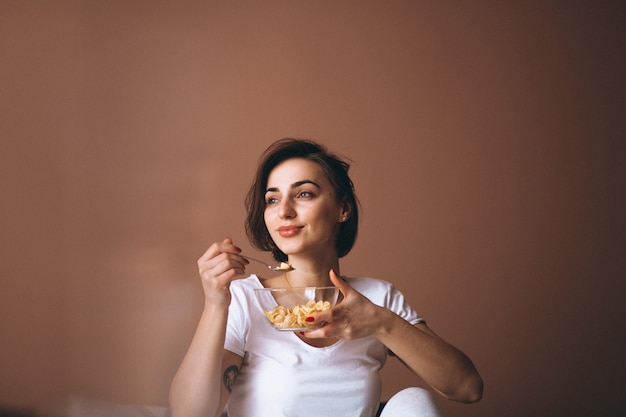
[329,269,347,292]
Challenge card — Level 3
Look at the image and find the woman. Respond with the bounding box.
[169,138,483,417]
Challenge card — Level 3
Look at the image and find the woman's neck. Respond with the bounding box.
[284,254,339,287]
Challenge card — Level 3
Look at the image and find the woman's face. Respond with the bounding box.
[263,158,346,259]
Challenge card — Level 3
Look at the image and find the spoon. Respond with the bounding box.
[241,255,294,272]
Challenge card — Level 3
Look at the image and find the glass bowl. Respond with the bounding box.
[254,286,339,331]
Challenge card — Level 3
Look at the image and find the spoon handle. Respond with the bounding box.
[241,255,275,270]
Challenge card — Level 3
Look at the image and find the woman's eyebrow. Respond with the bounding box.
[292,180,320,189]
[265,180,321,193]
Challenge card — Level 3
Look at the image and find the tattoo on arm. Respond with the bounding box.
[223,365,239,393]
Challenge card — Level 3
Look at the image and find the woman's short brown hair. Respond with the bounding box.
[245,138,359,262]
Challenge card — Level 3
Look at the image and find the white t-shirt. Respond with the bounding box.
[223,275,423,417]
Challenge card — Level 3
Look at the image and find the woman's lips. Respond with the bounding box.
[277,226,302,237]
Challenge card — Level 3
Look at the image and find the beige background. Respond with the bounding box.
[1,1,625,416]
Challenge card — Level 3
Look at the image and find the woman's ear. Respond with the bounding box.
[338,203,351,223]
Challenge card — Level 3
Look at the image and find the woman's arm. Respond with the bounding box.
[169,239,248,417]
[305,270,483,403]
[169,306,236,417]
[377,317,483,403]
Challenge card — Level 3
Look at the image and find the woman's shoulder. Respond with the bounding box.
[228,275,263,315]
[229,275,263,297]
[344,276,395,294]
[346,276,421,321]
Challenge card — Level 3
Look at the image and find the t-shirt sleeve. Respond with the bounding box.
[384,282,424,326]
[223,283,248,357]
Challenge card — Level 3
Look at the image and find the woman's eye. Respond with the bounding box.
[266,197,279,205]
[297,191,314,199]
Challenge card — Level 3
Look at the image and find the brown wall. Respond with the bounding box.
[1,1,624,416]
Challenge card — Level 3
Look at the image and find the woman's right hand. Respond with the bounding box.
[197,237,249,306]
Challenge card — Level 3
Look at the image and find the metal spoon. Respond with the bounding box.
[241,255,294,272]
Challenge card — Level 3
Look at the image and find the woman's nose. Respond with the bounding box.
[278,199,296,219]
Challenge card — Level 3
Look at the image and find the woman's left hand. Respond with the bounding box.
[304,269,385,340]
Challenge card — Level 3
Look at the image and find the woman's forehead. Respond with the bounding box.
[267,158,327,185]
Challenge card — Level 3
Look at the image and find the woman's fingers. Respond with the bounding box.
[305,271,382,340]
[198,238,241,264]
[198,238,249,288]
[201,256,244,281]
